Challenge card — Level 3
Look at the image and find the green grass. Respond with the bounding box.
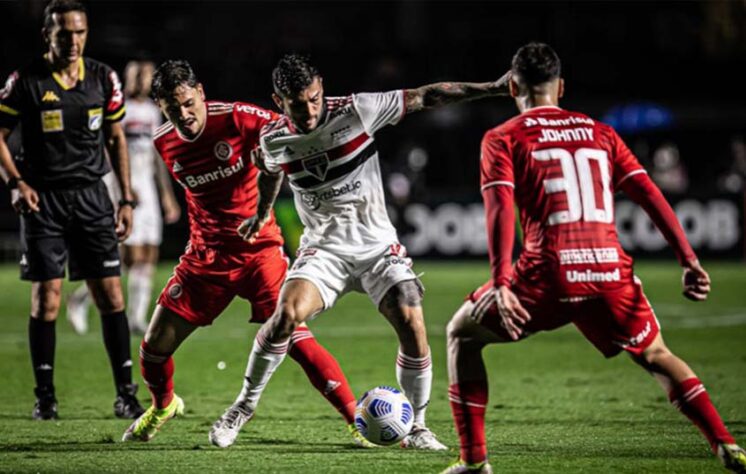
[0,261,745,473]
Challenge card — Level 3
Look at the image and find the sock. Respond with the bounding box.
[288,326,356,424]
[236,331,289,410]
[70,283,92,314]
[396,348,432,426]
[139,340,175,409]
[449,380,488,464]
[127,263,154,329]
[28,317,56,392]
[668,377,735,451]
[100,310,134,390]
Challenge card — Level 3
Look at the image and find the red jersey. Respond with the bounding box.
[481,105,651,296]
[154,101,283,249]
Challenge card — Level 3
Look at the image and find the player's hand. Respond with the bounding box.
[237,214,270,244]
[11,181,40,214]
[471,285,531,340]
[162,198,181,224]
[493,70,512,96]
[682,259,710,301]
[116,204,133,241]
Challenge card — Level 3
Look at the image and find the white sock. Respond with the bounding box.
[70,283,92,313]
[236,332,289,410]
[127,263,154,328]
[396,347,433,426]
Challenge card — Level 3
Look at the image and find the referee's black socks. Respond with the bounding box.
[28,317,56,394]
[100,310,134,392]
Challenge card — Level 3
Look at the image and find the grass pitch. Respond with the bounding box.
[0,261,744,473]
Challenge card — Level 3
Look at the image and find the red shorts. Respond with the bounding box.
[469,277,660,357]
[158,241,288,326]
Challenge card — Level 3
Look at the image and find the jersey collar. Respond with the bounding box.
[46,55,85,91]
[521,105,562,115]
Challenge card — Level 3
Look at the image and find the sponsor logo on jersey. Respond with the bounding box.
[300,180,362,210]
[330,124,352,140]
[41,109,64,133]
[169,283,183,299]
[614,321,652,349]
[524,116,594,128]
[329,106,353,120]
[263,129,289,142]
[172,161,183,172]
[537,127,594,143]
[88,107,103,131]
[559,247,619,265]
[214,140,233,161]
[235,104,272,120]
[565,268,620,283]
[182,155,245,188]
[42,90,60,102]
[302,153,331,181]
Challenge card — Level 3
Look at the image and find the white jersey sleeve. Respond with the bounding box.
[352,91,405,135]
[259,134,283,174]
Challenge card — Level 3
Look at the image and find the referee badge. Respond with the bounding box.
[41,109,64,133]
[88,107,103,131]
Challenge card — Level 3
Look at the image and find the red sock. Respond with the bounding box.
[288,327,356,424]
[139,341,175,409]
[668,377,735,451]
[449,380,488,464]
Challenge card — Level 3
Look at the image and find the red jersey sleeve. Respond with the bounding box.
[232,102,276,141]
[103,68,125,122]
[608,126,646,188]
[0,71,23,129]
[480,129,514,191]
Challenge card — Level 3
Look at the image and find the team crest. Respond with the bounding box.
[302,153,330,181]
[169,283,183,299]
[214,141,233,161]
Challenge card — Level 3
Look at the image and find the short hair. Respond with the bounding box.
[43,0,87,30]
[511,42,561,87]
[151,60,199,101]
[272,54,320,97]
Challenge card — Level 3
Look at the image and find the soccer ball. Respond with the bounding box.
[354,386,414,446]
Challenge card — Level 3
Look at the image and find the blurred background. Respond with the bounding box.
[1,0,744,262]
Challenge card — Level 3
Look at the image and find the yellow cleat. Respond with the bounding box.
[122,395,184,442]
[347,423,379,448]
[719,444,746,473]
[440,459,493,474]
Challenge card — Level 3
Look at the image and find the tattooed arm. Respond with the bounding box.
[404,71,511,114]
[238,148,284,243]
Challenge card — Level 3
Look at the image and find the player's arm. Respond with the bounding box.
[619,173,709,301]
[0,127,39,213]
[237,147,284,244]
[154,157,181,224]
[404,71,511,114]
[104,120,134,241]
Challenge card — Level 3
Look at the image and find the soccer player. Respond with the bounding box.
[212,53,509,450]
[442,43,746,474]
[121,60,366,447]
[0,0,143,420]
[66,60,181,335]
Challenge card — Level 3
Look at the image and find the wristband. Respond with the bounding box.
[119,199,137,209]
[7,177,23,189]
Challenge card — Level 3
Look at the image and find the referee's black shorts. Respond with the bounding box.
[19,179,121,282]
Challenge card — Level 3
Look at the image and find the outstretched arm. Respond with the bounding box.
[404,71,511,114]
[620,172,710,301]
[238,148,284,244]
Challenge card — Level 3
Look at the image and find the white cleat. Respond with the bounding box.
[209,401,254,448]
[66,292,89,335]
[400,423,448,451]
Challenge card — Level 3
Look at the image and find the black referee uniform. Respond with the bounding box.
[0,55,143,420]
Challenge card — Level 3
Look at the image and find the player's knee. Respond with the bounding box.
[32,285,62,320]
[637,344,672,368]
[275,303,303,338]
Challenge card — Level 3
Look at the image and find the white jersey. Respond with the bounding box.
[261,91,405,259]
[123,98,161,200]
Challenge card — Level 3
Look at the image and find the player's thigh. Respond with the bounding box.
[68,181,121,281]
[447,299,508,345]
[237,244,289,323]
[157,248,237,327]
[283,247,352,311]
[377,279,426,331]
[572,279,660,358]
[144,305,200,354]
[360,243,419,311]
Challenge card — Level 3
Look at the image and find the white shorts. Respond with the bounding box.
[286,243,418,311]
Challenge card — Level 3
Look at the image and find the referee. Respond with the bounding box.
[0,0,144,420]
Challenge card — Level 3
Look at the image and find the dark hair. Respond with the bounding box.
[272,54,320,97]
[511,42,561,87]
[151,60,199,100]
[43,0,87,30]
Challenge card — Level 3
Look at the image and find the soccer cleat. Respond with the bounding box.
[440,459,493,474]
[400,423,448,450]
[32,386,58,420]
[209,401,254,448]
[122,395,184,442]
[65,291,89,335]
[114,383,146,419]
[718,443,746,473]
[347,423,379,449]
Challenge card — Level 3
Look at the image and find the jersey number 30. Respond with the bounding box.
[532,147,613,225]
